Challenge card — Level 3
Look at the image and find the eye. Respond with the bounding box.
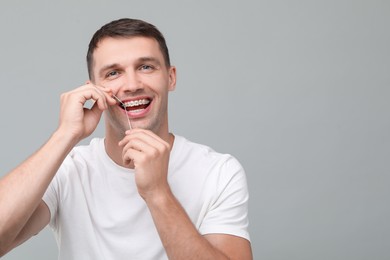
[139,64,155,71]
[105,70,120,78]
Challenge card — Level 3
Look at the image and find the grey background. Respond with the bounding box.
[1,0,389,259]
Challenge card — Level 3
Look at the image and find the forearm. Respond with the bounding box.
[0,130,77,246]
[146,189,229,260]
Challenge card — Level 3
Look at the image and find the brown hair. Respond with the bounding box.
[86,18,171,81]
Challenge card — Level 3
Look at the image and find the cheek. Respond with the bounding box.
[144,77,168,92]
[102,78,126,92]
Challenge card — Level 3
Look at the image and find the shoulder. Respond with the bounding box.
[174,135,241,163]
[71,138,104,158]
[171,135,246,181]
[55,137,105,178]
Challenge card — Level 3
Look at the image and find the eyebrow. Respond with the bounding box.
[138,56,162,66]
[98,63,120,78]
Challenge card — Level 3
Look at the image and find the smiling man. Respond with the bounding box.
[0,18,252,259]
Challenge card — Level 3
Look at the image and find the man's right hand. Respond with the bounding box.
[0,83,116,256]
[57,83,116,143]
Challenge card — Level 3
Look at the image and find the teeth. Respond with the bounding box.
[123,99,150,108]
[130,109,144,114]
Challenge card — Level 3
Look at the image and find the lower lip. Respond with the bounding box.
[122,101,152,119]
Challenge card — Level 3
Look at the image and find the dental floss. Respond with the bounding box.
[111,94,132,131]
[96,84,132,131]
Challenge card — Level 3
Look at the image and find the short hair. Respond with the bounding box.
[86,18,171,81]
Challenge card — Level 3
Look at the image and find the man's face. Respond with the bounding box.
[91,36,176,137]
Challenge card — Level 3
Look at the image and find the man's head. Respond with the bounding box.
[87,18,171,82]
[87,18,176,139]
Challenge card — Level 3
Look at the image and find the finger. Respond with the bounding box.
[88,100,105,118]
[93,84,117,105]
[118,130,152,148]
[119,131,168,156]
[74,85,112,110]
[90,85,117,108]
[121,132,169,163]
[125,129,169,146]
[94,84,116,100]
[120,136,148,156]
[120,136,147,164]
[122,148,143,166]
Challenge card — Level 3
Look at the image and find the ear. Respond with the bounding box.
[168,66,177,91]
[86,80,91,85]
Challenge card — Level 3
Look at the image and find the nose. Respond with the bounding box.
[121,70,143,94]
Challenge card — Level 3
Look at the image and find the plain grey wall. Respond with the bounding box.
[1,0,389,259]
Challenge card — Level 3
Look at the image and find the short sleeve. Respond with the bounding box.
[199,156,250,241]
[42,173,60,228]
[42,154,74,228]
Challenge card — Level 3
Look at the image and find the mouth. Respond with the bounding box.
[119,97,152,114]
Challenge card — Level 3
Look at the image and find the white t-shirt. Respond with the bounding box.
[43,135,250,260]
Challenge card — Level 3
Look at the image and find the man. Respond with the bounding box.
[0,18,252,259]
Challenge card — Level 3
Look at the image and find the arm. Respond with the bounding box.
[0,84,115,256]
[0,201,50,256]
[119,129,253,259]
[0,130,76,256]
[146,189,253,260]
